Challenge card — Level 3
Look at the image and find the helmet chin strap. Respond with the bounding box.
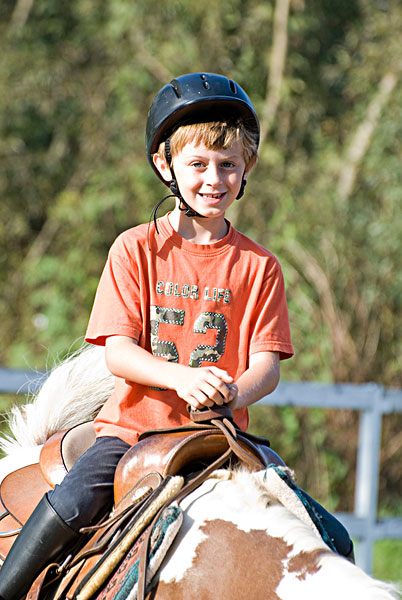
[164,138,204,218]
[236,178,247,200]
[168,178,202,218]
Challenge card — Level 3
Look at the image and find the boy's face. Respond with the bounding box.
[154,140,252,220]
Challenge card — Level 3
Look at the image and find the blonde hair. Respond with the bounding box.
[157,119,258,167]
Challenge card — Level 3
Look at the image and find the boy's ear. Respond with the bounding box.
[244,155,258,179]
[153,153,172,183]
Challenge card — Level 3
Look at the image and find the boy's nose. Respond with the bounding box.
[205,164,221,185]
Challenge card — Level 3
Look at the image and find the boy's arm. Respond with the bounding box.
[228,351,280,410]
[105,335,236,410]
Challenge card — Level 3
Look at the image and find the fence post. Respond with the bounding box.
[353,384,383,572]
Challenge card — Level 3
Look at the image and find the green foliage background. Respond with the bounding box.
[0,0,401,581]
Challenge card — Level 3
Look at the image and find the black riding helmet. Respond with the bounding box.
[145,72,260,222]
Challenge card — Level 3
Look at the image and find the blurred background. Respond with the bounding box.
[0,0,401,582]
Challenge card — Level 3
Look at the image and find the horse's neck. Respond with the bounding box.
[157,471,400,600]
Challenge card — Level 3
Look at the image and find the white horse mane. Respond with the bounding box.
[0,345,113,455]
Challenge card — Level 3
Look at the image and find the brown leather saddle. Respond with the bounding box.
[114,405,284,504]
[0,421,96,563]
[0,407,285,598]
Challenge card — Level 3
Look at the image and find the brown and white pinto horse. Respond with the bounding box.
[148,469,399,600]
[0,346,400,600]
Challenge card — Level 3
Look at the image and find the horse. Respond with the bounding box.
[0,346,400,600]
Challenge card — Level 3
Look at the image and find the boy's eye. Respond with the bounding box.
[189,160,237,169]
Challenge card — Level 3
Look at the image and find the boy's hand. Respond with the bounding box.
[175,366,236,410]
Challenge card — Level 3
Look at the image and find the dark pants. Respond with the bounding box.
[48,436,130,532]
[47,436,352,557]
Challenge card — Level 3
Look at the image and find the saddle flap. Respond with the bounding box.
[0,463,51,526]
[0,507,22,563]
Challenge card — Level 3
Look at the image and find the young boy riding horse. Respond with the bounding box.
[0,73,353,599]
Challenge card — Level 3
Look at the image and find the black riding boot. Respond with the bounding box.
[0,493,79,600]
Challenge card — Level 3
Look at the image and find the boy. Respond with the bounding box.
[0,73,352,600]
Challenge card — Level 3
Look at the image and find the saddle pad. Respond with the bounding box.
[263,465,337,552]
[94,504,182,600]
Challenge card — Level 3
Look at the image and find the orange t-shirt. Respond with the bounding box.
[85,213,294,445]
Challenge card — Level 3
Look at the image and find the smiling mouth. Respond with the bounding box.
[199,193,225,200]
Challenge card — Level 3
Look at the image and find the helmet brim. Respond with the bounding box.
[147,96,259,157]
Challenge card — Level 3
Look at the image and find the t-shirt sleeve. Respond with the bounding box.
[85,240,142,346]
[248,260,294,360]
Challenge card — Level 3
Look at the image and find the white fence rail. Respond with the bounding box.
[1,368,402,574]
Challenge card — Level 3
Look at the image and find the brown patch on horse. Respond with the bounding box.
[287,548,328,580]
[151,519,293,599]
